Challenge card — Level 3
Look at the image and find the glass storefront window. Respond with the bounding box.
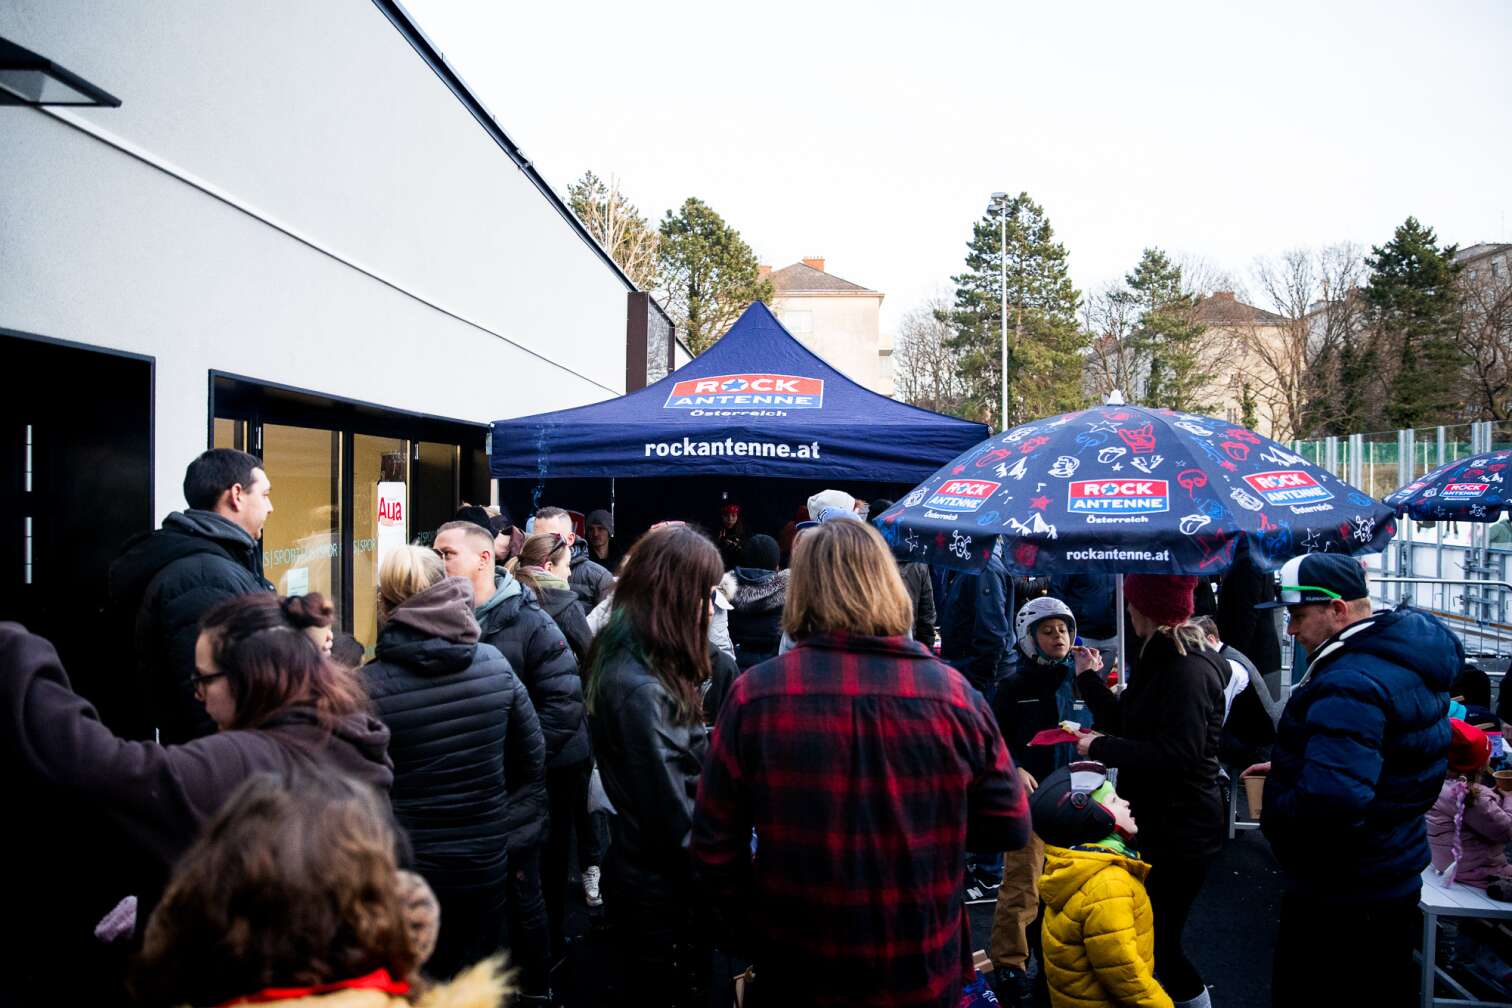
[260,424,342,618]
[354,435,408,653]
[412,442,461,548]
[212,418,247,452]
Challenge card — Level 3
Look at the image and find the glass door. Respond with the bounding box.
[260,423,343,616]
[353,435,408,652]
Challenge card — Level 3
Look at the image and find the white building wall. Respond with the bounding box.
[773,294,889,395]
[0,0,631,518]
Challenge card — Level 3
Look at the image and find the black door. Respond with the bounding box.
[0,331,153,720]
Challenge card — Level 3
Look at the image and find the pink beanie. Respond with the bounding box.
[1124,574,1198,627]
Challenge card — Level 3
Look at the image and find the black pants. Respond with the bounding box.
[504,843,551,996]
[604,865,709,1008]
[1144,853,1212,1002]
[428,873,509,981]
[544,758,601,951]
[1273,888,1419,1008]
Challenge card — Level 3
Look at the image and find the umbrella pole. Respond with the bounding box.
[1115,576,1127,687]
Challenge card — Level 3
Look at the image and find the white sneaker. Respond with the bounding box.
[582,865,602,907]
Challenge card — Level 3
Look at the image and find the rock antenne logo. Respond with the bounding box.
[925,479,1001,513]
[1441,482,1490,500]
[1242,470,1333,507]
[1068,479,1170,515]
[664,374,824,409]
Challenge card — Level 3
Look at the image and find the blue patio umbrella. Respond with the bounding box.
[873,402,1397,679]
[1383,447,1512,521]
[874,403,1396,575]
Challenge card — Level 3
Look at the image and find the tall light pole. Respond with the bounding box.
[991,192,1008,431]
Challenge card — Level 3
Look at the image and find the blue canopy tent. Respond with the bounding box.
[490,303,988,544]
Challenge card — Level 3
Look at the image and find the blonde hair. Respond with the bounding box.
[1139,622,1212,658]
[782,520,912,639]
[376,545,444,624]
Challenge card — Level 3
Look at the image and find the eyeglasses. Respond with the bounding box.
[189,671,226,695]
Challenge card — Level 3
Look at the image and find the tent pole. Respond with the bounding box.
[610,477,616,527]
[1115,576,1127,687]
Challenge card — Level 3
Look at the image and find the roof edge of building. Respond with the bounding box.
[373,0,639,294]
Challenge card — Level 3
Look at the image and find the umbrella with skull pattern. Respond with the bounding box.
[1383,447,1512,522]
[873,403,1396,575]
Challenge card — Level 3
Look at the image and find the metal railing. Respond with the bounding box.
[1369,576,1512,659]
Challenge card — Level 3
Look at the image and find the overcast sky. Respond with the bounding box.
[407,0,1511,332]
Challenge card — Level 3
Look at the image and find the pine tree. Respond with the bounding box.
[1363,217,1465,429]
[1239,381,1259,430]
[657,198,773,354]
[1114,248,1212,413]
[567,171,660,291]
[943,193,1085,428]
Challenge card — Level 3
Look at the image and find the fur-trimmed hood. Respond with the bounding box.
[732,568,788,611]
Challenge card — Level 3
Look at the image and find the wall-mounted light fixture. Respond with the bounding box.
[0,36,120,107]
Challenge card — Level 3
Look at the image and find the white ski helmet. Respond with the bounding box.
[1015,596,1077,662]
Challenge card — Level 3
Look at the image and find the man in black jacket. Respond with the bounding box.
[533,506,614,616]
[434,520,600,953]
[107,449,273,742]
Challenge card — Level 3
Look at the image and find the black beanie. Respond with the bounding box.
[454,504,493,536]
[740,534,780,571]
[1029,763,1118,847]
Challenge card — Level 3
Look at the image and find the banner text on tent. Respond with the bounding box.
[644,437,821,460]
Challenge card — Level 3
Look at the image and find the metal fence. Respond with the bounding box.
[1293,421,1512,671]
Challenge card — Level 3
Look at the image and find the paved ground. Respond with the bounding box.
[553,818,1288,1006]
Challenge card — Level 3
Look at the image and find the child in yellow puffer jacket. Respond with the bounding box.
[1031,761,1173,1008]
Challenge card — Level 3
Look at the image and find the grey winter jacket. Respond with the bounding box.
[363,577,545,889]
[107,510,272,742]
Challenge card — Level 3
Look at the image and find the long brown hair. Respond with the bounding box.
[783,519,912,639]
[199,593,367,732]
[586,524,721,726]
[132,770,419,1007]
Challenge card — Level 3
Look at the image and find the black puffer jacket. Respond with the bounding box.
[729,567,788,670]
[107,510,272,742]
[568,541,615,616]
[363,577,545,890]
[474,571,589,770]
[589,646,708,895]
[1079,631,1227,861]
[533,577,596,665]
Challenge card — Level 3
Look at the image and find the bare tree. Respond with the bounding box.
[893,293,970,417]
[1175,253,1245,301]
[1081,282,1141,401]
[1458,256,1512,422]
[567,171,660,291]
[1245,243,1368,439]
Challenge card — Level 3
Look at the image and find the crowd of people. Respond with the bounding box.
[1,446,1502,1008]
